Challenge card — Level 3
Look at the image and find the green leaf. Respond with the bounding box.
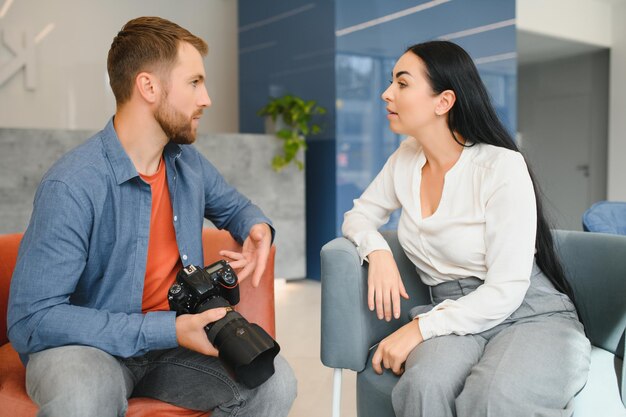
[257,93,327,172]
[272,155,286,172]
[277,129,292,139]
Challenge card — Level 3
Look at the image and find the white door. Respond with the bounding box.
[523,94,591,231]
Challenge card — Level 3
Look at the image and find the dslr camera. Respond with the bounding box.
[168,260,280,388]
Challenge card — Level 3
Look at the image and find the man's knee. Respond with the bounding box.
[26,346,129,417]
[263,355,297,407]
[246,355,296,414]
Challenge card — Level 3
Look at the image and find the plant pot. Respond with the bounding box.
[264,117,288,135]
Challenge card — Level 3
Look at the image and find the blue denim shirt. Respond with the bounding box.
[7,119,272,361]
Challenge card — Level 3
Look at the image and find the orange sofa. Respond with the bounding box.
[0,229,277,417]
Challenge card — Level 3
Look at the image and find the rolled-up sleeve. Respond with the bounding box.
[199,154,274,244]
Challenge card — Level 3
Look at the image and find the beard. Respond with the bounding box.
[155,95,202,145]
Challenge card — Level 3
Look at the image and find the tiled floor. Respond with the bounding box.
[275,279,357,417]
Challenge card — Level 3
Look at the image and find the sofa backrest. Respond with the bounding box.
[553,230,626,357]
[0,233,23,345]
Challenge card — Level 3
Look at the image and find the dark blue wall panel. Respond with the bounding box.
[335,0,517,235]
[239,0,336,279]
[239,0,517,279]
[239,0,336,137]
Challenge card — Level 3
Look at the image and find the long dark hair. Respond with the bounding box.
[405,40,575,302]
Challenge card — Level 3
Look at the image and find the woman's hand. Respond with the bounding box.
[367,250,409,321]
[372,319,423,375]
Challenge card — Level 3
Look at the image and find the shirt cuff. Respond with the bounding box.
[416,306,450,341]
[357,232,392,264]
[234,218,274,245]
[144,311,178,350]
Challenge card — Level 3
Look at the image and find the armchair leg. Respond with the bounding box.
[332,368,342,417]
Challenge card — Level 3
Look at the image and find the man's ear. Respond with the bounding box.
[135,72,161,104]
[435,90,456,116]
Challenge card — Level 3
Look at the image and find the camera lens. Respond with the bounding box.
[170,262,279,389]
[211,317,280,388]
[199,297,280,388]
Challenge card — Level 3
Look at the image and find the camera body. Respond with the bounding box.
[168,261,239,315]
[168,260,280,388]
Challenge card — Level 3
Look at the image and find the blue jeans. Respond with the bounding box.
[25,346,296,417]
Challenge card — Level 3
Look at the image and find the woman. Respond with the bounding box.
[342,41,590,417]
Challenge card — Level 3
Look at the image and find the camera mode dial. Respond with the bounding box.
[222,270,236,286]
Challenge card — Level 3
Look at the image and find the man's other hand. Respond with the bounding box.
[219,223,271,287]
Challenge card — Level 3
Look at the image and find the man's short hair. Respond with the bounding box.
[107,16,208,105]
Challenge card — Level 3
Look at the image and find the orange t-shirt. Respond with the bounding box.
[139,158,182,313]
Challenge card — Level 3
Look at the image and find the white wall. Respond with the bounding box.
[518,52,609,230]
[0,0,238,133]
[518,0,626,201]
[608,2,626,200]
[517,0,612,47]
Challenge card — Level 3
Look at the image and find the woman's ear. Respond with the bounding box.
[135,72,160,104]
[435,90,456,116]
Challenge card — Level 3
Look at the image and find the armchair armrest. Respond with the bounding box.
[320,237,388,371]
[1,233,23,345]
[320,232,430,372]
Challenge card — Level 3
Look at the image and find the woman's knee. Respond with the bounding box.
[392,337,481,412]
[392,362,461,406]
[456,374,530,417]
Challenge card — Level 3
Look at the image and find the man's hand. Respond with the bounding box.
[372,319,423,375]
[219,223,271,288]
[367,250,409,321]
[175,308,227,356]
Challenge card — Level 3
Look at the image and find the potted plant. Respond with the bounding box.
[257,94,326,172]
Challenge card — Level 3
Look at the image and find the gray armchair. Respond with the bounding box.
[321,230,626,417]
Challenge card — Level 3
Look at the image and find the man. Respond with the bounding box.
[7,16,296,417]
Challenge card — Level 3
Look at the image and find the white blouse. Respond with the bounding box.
[342,137,537,340]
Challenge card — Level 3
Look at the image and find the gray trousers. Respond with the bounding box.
[392,265,591,417]
[25,346,296,417]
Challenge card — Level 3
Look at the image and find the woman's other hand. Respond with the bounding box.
[372,319,423,375]
[367,250,409,321]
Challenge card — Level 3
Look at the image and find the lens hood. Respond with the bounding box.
[201,298,281,388]
[215,319,281,388]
